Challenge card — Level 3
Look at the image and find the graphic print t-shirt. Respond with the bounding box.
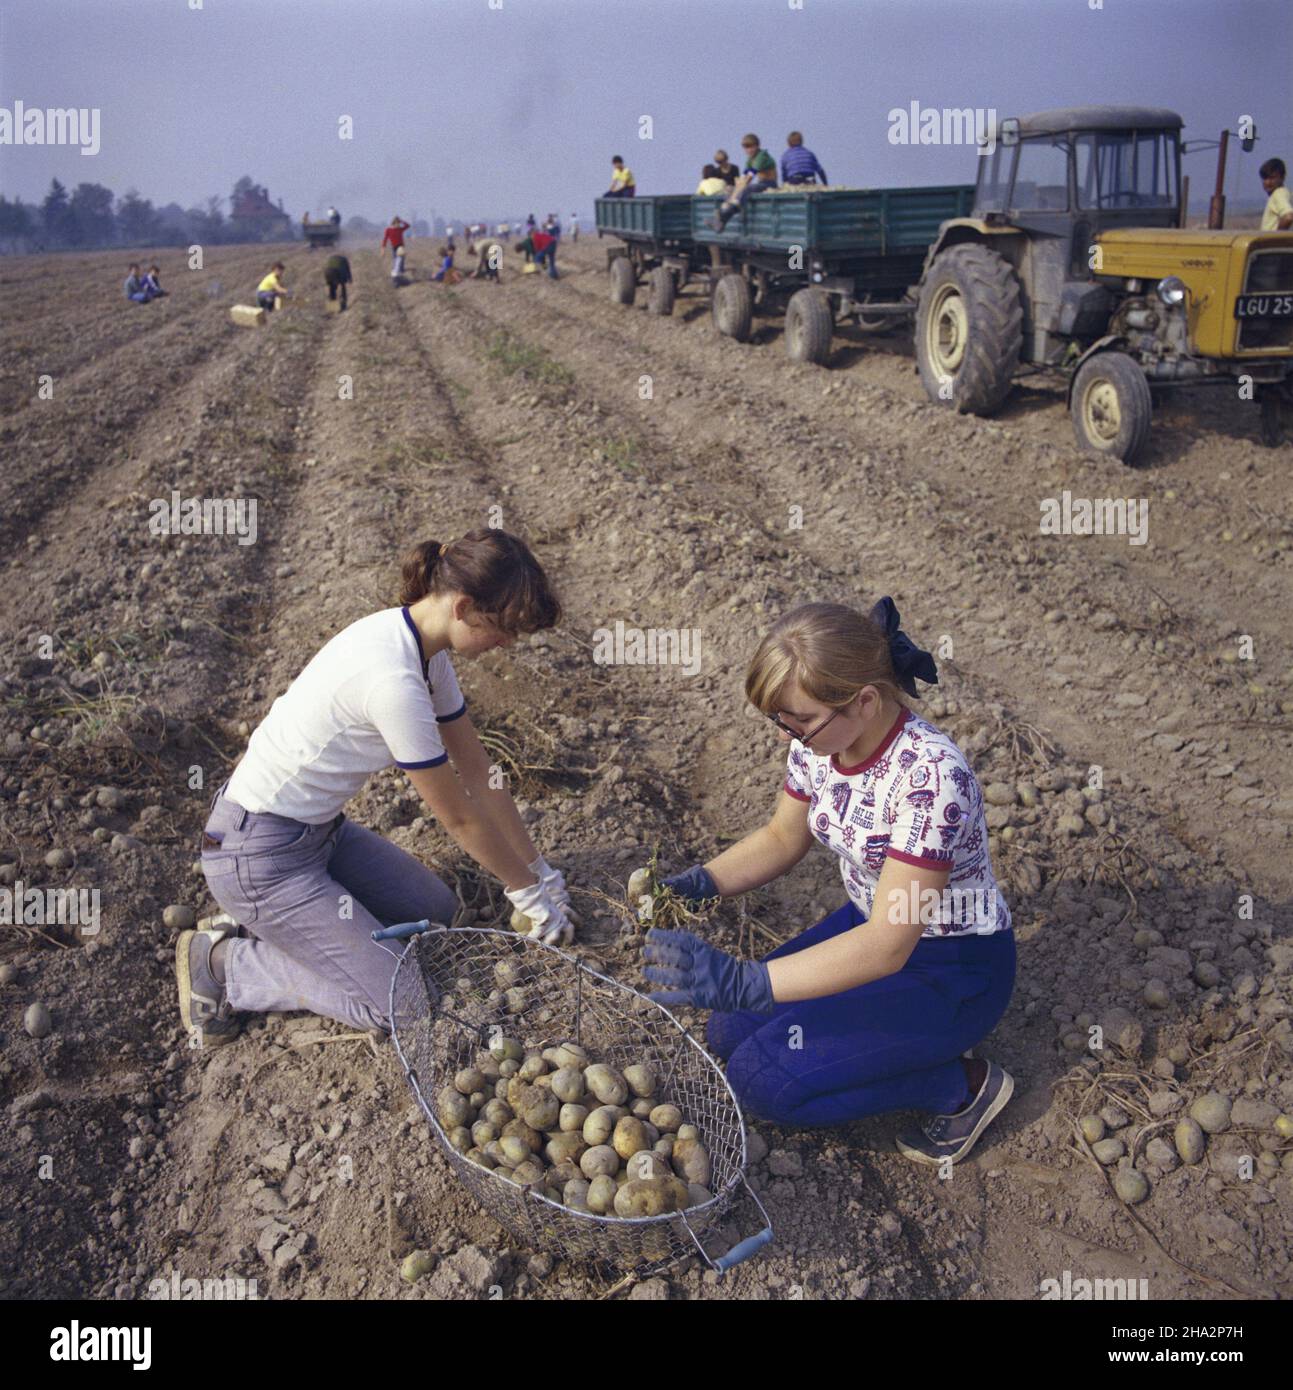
[783,709,1010,937]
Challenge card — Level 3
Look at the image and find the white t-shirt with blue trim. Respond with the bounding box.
[226,607,466,823]
[784,709,1010,937]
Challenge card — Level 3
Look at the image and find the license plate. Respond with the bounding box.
[1235,292,1293,319]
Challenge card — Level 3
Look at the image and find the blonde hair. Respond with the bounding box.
[745,602,904,714]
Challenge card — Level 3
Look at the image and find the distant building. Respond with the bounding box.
[229,183,292,241]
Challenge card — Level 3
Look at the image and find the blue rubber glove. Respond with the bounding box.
[661,864,720,905]
[644,927,775,1013]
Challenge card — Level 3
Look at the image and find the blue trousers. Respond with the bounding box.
[707,902,1015,1126]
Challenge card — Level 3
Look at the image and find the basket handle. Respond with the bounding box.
[681,1172,773,1277]
[371,918,432,942]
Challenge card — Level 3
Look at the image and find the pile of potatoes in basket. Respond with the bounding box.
[436,1036,713,1218]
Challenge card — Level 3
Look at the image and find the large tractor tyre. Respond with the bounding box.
[916,243,1023,415]
[785,288,834,364]
[647,265,676,317]
[609,256,637,306]
[1070,351,1153,465]
[712,273,753,342]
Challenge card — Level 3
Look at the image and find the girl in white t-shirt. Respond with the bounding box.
[644,599,1017,1166]
[177,530,575,1047]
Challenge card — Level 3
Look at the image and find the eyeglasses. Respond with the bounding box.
[764,706,842,746]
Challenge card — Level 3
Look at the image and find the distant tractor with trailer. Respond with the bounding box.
[915,106,1293,463]
[595,185,976,358]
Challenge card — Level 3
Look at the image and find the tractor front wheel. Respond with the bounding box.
[1070,351,1153,465]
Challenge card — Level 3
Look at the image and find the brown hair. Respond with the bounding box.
[745,602,903,714]
[787,131,803,146]
[399,529,561,635]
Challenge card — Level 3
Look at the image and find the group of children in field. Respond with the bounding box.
[122,262,167,303]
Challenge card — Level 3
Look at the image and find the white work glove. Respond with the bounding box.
[505,879,574,947]
[529,855,580,926]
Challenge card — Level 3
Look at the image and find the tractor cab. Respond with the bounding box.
[974,106,1183,278]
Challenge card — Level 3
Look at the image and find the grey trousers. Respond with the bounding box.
[200,786,457,1032]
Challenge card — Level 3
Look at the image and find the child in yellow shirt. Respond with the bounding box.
[1260,158,1293,231]
[257,263,289,312]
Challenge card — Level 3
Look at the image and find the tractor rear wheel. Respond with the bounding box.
[1070,351,1153,465]
[785,288,833,364]
[712,273,753,342]
[916,243,1022,414]
[647,265,676,316]
[609,256,636,306]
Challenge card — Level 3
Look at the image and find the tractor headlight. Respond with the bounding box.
[1156,276,1187,307]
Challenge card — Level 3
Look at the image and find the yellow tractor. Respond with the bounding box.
[915,106,1293,463]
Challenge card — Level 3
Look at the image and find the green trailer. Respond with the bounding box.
[595,195,711,315]
[596,184,974,362]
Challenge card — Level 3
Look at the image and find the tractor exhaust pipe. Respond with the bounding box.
[1208,129,1229,230]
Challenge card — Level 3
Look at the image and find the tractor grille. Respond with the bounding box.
[1238,250,1293,351]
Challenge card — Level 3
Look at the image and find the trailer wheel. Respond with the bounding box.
[785,288,833,364]
[916,243,1022,414]
[610,256,637,306]
[712,273,753,342]
[1070,352,1152,465]
[647,266,676,317]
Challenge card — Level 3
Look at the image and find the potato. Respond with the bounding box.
[482,1098,513,1130]
[484,1140,508,1166]
[642,1122,660,1147]
[623,1064,657,1099]
[504,987,527,1015]
[630,1097,654,1119]
[550,1042,588,1069]
[493,958,523,990]
[585,1064,628,1106]
[471,1120,497,1148]
[533,1074,554,1092]
[613,1176,688,1218]
[510,906,532,933]
[448,1125,473,1154]
[518,1054,549,1082]
[500,1134,532,1167]
[545,1131,588,1167]
[469,1088,490,1109]
[495,1165,515,1181]
[517,1083,560,1133]
[654,1135,675,1159]
[467,1147,495,1169]
[564,1177,591,1208]
[550,1066,585,1104]
[650,1100,682,1130]
[559,1103,589,1134]
[687,1184,713,1207]
[586,1173,616,1214]
[627,1150,672,1181]
[477,1055,502,1081]
[437,1088,471,1129]
[612,1116,650,1161]
[511,1159,546,1187]
[565,1191,590,1213]
[580,1145,620,1179]
[498,1058,520,1078]
[676,1123,699,1142]
[582,1106,619,1147]
[489,1036,524,1063]
[549,1157,582,1186]
[454,1066,486,1096]
[627,867,652,900]
[672,1137,711,1187]
[501,1118,542,1154]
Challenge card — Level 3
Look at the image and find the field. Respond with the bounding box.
[1,235,1291,1301]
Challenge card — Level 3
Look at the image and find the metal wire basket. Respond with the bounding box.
[382,921,772,1281]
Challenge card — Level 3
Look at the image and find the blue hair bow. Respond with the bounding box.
[870,596,938,698]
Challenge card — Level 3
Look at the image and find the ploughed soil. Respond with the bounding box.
[1,236,1291,1302]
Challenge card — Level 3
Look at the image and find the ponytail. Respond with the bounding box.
[399,541,445,605]
[397,530,561,635]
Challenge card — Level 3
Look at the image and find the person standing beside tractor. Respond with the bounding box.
[515,227,558,278]
[1260,158,1293,231]
[323,252,352,311]
[256,262,289,312]
[781,130,829,186]
[381,215,411,262]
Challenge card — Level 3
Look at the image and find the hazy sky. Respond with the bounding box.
[1,0,1289,222]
